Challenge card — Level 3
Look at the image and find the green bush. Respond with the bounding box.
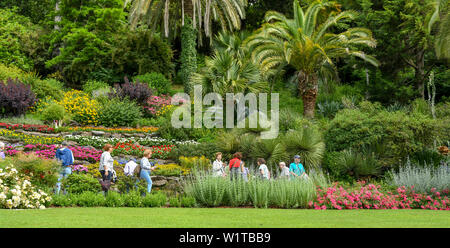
[74,192,106,207]
[180,196,196,208]
[105,191,124,207]
[141,191,167,207]
[63,173,101,194]
[41,103,66,122]
[50,194,75,207]
[169,197,181,207]
[324,101,442,168]
[98,98,143,127]
[82,80,111,96]
[8,153,60,191]
[331,149,381,181]
[123,191,142,207]
[168,142,218,162]
[134,72,172,95]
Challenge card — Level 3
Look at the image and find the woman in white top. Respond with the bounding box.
[257,158,270,180]
[212,152,226,177]
[99,144,114,183]
[140,149,157,194]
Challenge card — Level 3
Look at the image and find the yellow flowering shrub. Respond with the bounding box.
[153,163,190,176]
[57,90,100,126]
[179,156,211,171]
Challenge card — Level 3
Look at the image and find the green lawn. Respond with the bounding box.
[1,208,449,228]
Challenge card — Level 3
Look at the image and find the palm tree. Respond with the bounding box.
[125,0,247,41]
[190,36,268,95]
[246,0,379,118]
[429,0,450,61]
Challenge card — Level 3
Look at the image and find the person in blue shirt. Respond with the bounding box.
[55,141,74,194]
[289,155,307,179]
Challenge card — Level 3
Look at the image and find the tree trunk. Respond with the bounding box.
[415,49,425,99]
[298,72,318,119]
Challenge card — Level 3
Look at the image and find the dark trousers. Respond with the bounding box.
[100,170,112,193]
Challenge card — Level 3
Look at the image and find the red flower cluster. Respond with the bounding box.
[0,122,55,133]
[310,182,449,210]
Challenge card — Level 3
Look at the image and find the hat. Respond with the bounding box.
[294,155,301,159]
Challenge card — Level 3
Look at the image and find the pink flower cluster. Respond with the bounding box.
[6,144,102,163]
[310,182,449,210]
[70,164,88,173]
[143,94,186,115]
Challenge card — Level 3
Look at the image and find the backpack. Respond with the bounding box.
[134,164,141,177]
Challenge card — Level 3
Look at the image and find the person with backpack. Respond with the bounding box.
[55,141,74,194]
[140,149,157,195]
[99,144,115,194]
[124,158,139,192]
[228,152,243,181]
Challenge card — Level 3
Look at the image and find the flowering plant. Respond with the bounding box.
[0,129,63,145]
[56,90,100,126]
[310,181,450,210]
[0,122,55,133]
[0,165,52,209]
[70,164,88,173]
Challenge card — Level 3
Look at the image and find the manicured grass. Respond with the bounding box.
[0,208,449,228]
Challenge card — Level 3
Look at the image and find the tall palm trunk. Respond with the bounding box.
[298,71,318,119]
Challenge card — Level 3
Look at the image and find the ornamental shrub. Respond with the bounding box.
[169,197,181,207]
[98,97,143,127]
[82,80,111,96]
[180,196,197,208]
[324,101,441,168]
[73,191,106,207]
[57,90,100,126]
[63,173,101,194]
[8,153,61,191]
[111,77,152,104]
[0,165,52,209]
[134,72,172,95]
[105,191,124,207]
[41,103,66,122]
[141,191,167,207]
[0,78,37,117]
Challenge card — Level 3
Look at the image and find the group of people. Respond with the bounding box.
[1,139,309,196]
[52,142,157,195]
[212,152,308,181]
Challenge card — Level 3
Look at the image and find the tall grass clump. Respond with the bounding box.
[387,159,450,194]
[184,172,228,207]
[184,171,322,208]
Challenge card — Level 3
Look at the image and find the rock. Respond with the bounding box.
[73,160,90,165]
[81,131,92,137]
[112,133,122,139]
[122,133,134,138]
[67,141,78,146]
[103,132,112,138]
[134,133,145,138]
[92,131,106,136]
[152,179,168,187]
[71,131,81,136]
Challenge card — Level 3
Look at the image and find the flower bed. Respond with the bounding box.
[5,144,102,163]
[65,135,198,149]
[56,126,159,134]
[112,142,174,159]
[0,122,55,133]
[0,129,63,144]
[311,182,450,210]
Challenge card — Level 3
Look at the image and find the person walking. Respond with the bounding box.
[99,144,114,194]
[289,155,307,180]
[0,142,5,160]
[140,149,157,195]
[229,152,243,180]
[55,141,74,194]
[257,158,270,180]
[212,152,226,177]
[241,162,250,182]
[124,158,139,192]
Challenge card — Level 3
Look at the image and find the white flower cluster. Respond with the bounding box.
[65,135,199,147]
[0,166,51,209]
